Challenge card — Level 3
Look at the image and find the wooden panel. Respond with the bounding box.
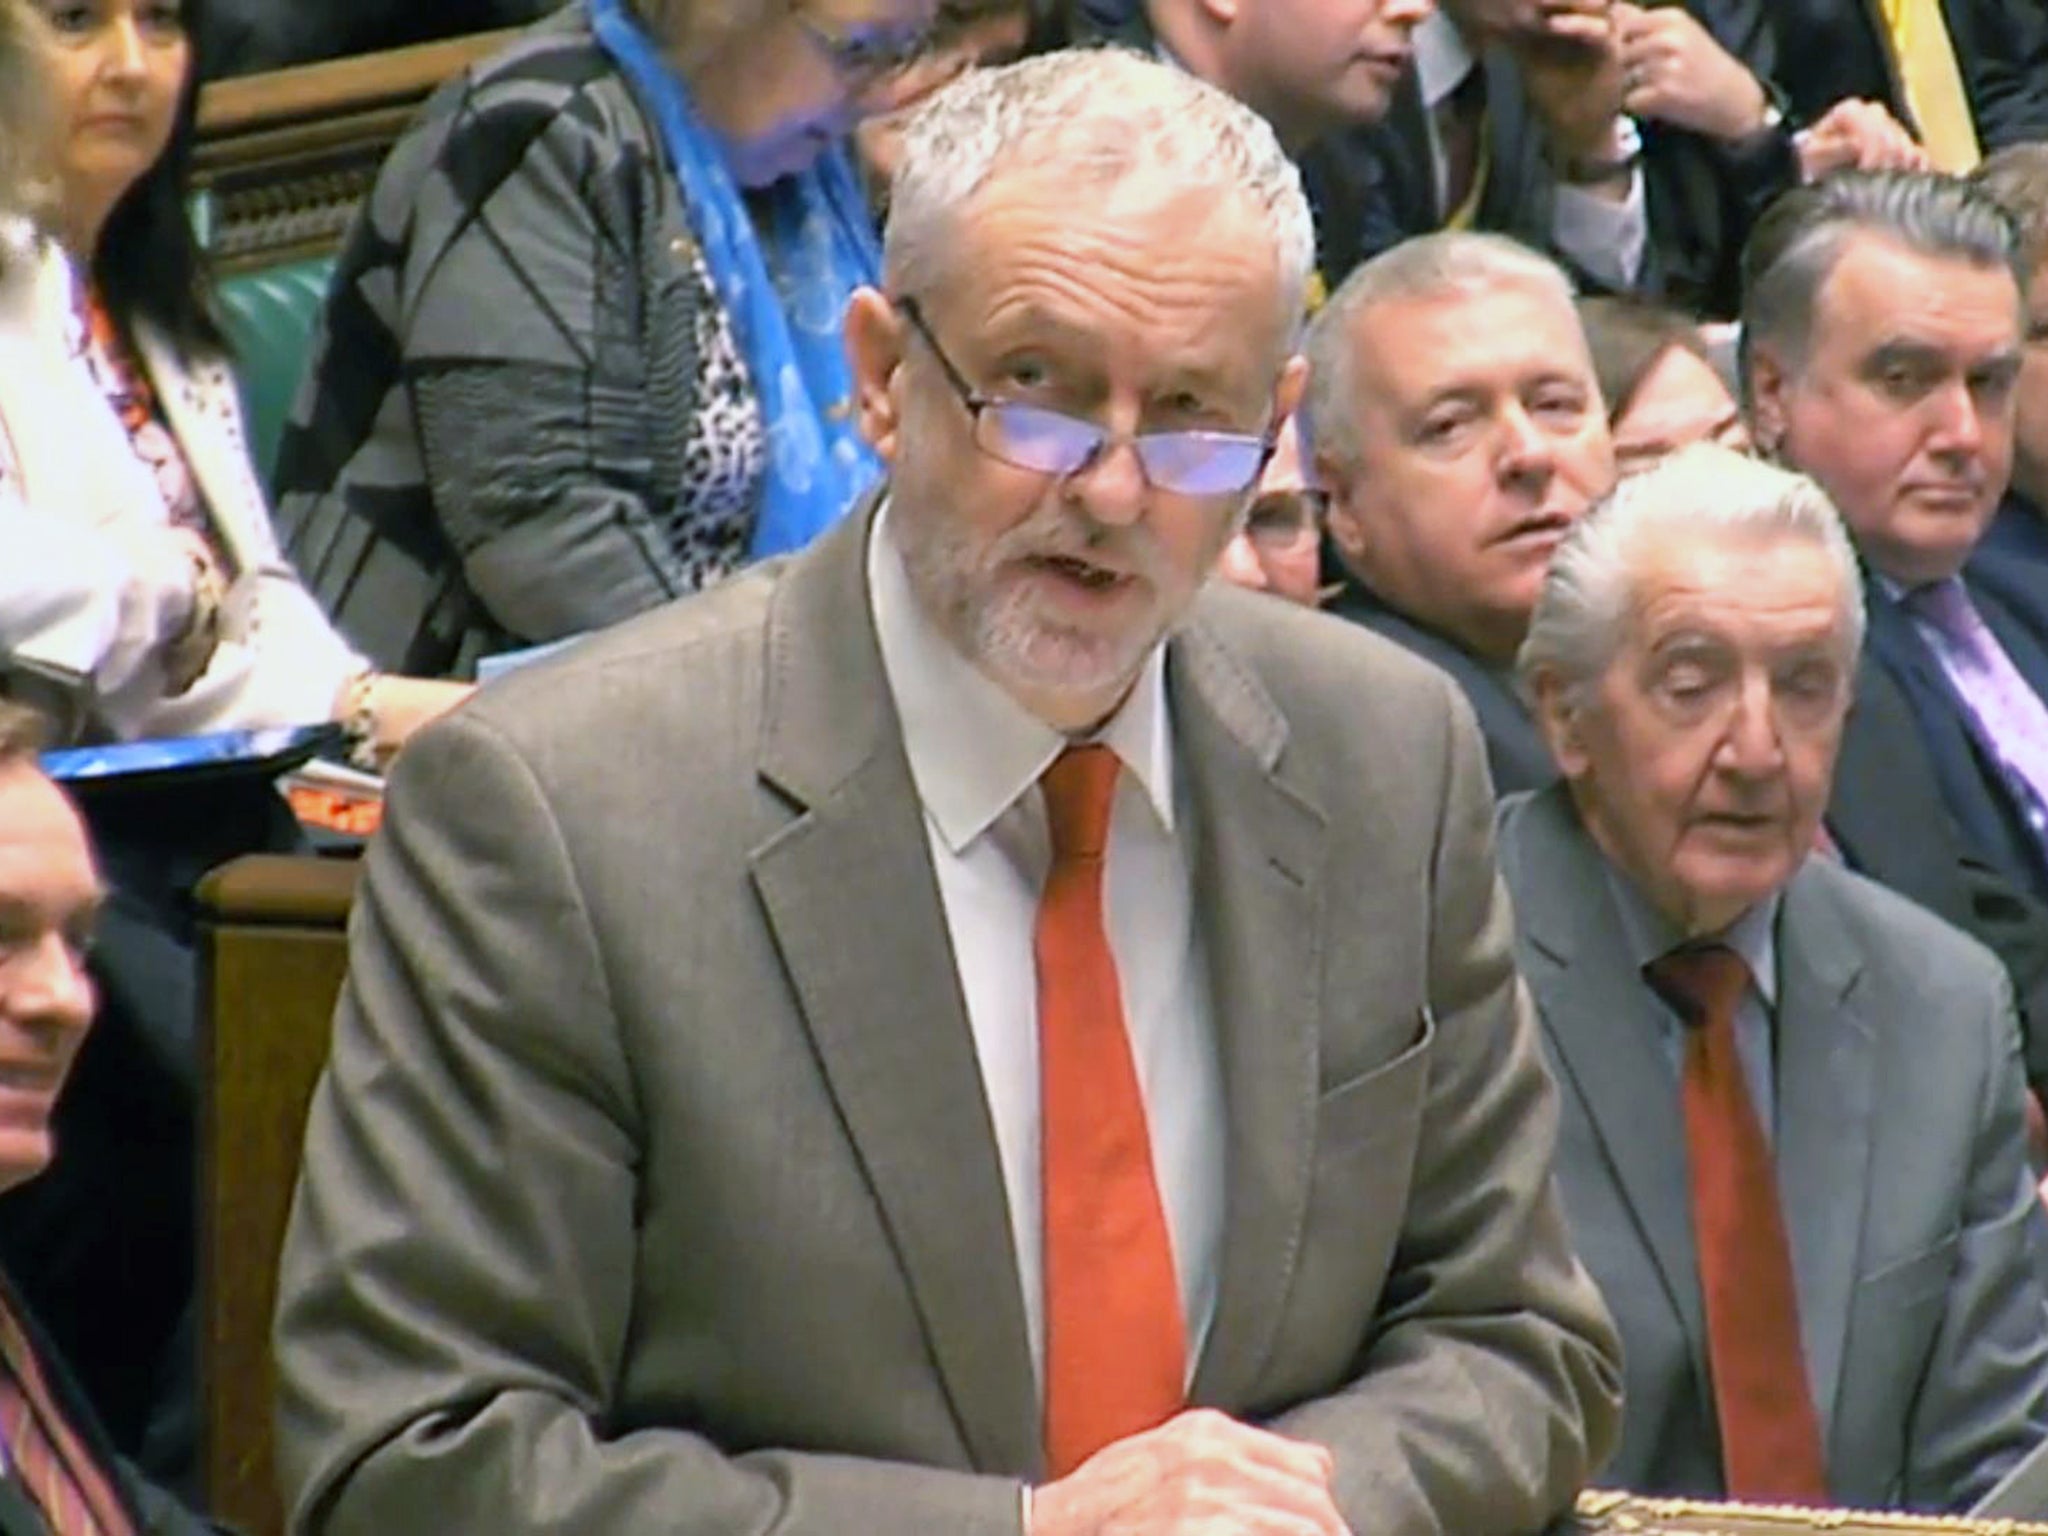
[193,30,519,270]
[195,855,360,1536]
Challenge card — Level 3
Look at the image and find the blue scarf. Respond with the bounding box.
[588,0,882,560]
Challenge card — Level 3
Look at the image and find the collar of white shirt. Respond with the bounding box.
[1414,9,1476,114]
[867,499,1178,851]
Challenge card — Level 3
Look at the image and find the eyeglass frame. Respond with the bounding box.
[786,1,937,88]
[892,295,1281,497]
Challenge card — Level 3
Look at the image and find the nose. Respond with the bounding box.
[1216,529,1271,591]
[1717,671,1786,777]
[100,16,148,79]
[1495,401,1557,488]
[1387,0,1434,20]
[1927,377,1986,459]
[1063,437,1150,529]
[2,934,94,1040]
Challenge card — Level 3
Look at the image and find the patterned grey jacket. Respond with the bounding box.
[274,3,766,678]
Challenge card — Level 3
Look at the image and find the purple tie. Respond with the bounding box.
[1906,578,2048,839]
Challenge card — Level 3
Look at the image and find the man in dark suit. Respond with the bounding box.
[1503,442,2048,1510]
[1747,171,2048,901]
[1309,227,2048,1092]
[0,699,216,1536]
[274,50,1622,1536]
[1066,0,1430,290]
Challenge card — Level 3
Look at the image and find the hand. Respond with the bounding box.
[1027,1409,1353,1536]
[1613,2,1768,141]
[1792,97,1931,180]
[336,674,475,772]
[1512,0,1627,161]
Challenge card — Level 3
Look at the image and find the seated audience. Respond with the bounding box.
[1332,0,1651,297]
[273,0,938,678]
[0,700,217,1536]
[1504,442,2048,1510]
[1579,294,1750,475]
[0,0,468,759]
[1694,0,2048,171]
[0,0,465,1475]
[1745,171,2048,900]
[273,49,1622,1536]
[1310,228,2048,1097]
[1971,143,2048,574]
[1214,415,1324,606]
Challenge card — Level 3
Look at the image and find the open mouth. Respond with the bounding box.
[1031,553,1133,594]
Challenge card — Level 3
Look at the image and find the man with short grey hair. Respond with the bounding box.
[1310,230,1617,791]
[1502,441,2048,1512]
[276,49,1622,1536]
[1744,170,2048,904]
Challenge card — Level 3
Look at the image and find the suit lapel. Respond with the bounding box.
[746,503,1039,1475]
[1772,868,1875,1445]
[1168,619,1329,1410]
[1508,790,1713,1412]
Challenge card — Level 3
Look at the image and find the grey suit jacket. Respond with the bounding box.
[1498,784,2048,1512]
[274,502,1622,1535]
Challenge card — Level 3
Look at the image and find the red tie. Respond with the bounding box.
[0,1294,132,1536]
[1647,945,1830,1505]
[1038,745,1186,1477]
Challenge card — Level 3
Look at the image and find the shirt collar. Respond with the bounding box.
[868,500,1177,854]
[1605,860,1781,1007]
[1414,10,1476,111]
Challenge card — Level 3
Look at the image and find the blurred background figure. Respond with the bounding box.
[273,0,940,679]
[853,0,1054,204]
[1577,294,1750,475]
[0,700,218,1536]
[1971,142,2048,572]
[0,0,466,1484]
[1214,415,1327,606]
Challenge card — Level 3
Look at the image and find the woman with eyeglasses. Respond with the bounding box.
[272,0,938,679]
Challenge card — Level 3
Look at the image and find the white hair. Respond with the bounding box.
[1516,442,1865,708]
[884,47,1315,337]
[1301,232,1578,468]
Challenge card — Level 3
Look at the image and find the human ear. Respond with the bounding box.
[845,287,906,462]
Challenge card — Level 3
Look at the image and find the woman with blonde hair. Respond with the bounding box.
[275,0,938,676]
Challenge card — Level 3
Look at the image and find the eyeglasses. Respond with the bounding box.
[895,297,1276,497]
[1244,488,1327,550]
[789,4,936,87]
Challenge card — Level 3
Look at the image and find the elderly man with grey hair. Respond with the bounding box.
[274,46,1622,1536]
[1500,441,2048,1513]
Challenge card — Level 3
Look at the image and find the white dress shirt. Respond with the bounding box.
[1413,12,1647,291]
[867,505,1224,1393]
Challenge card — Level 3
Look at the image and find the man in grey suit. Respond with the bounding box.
[1500,442,2048,1512]
[273,48,1621,1536]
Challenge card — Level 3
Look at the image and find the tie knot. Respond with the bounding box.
[1906,576,1980,642]
[1042,745,1120,862]
[1645,943,1751,1031]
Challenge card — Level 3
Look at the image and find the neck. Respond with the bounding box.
[1145,0,1318,153]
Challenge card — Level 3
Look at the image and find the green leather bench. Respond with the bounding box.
[215,255,336,485]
